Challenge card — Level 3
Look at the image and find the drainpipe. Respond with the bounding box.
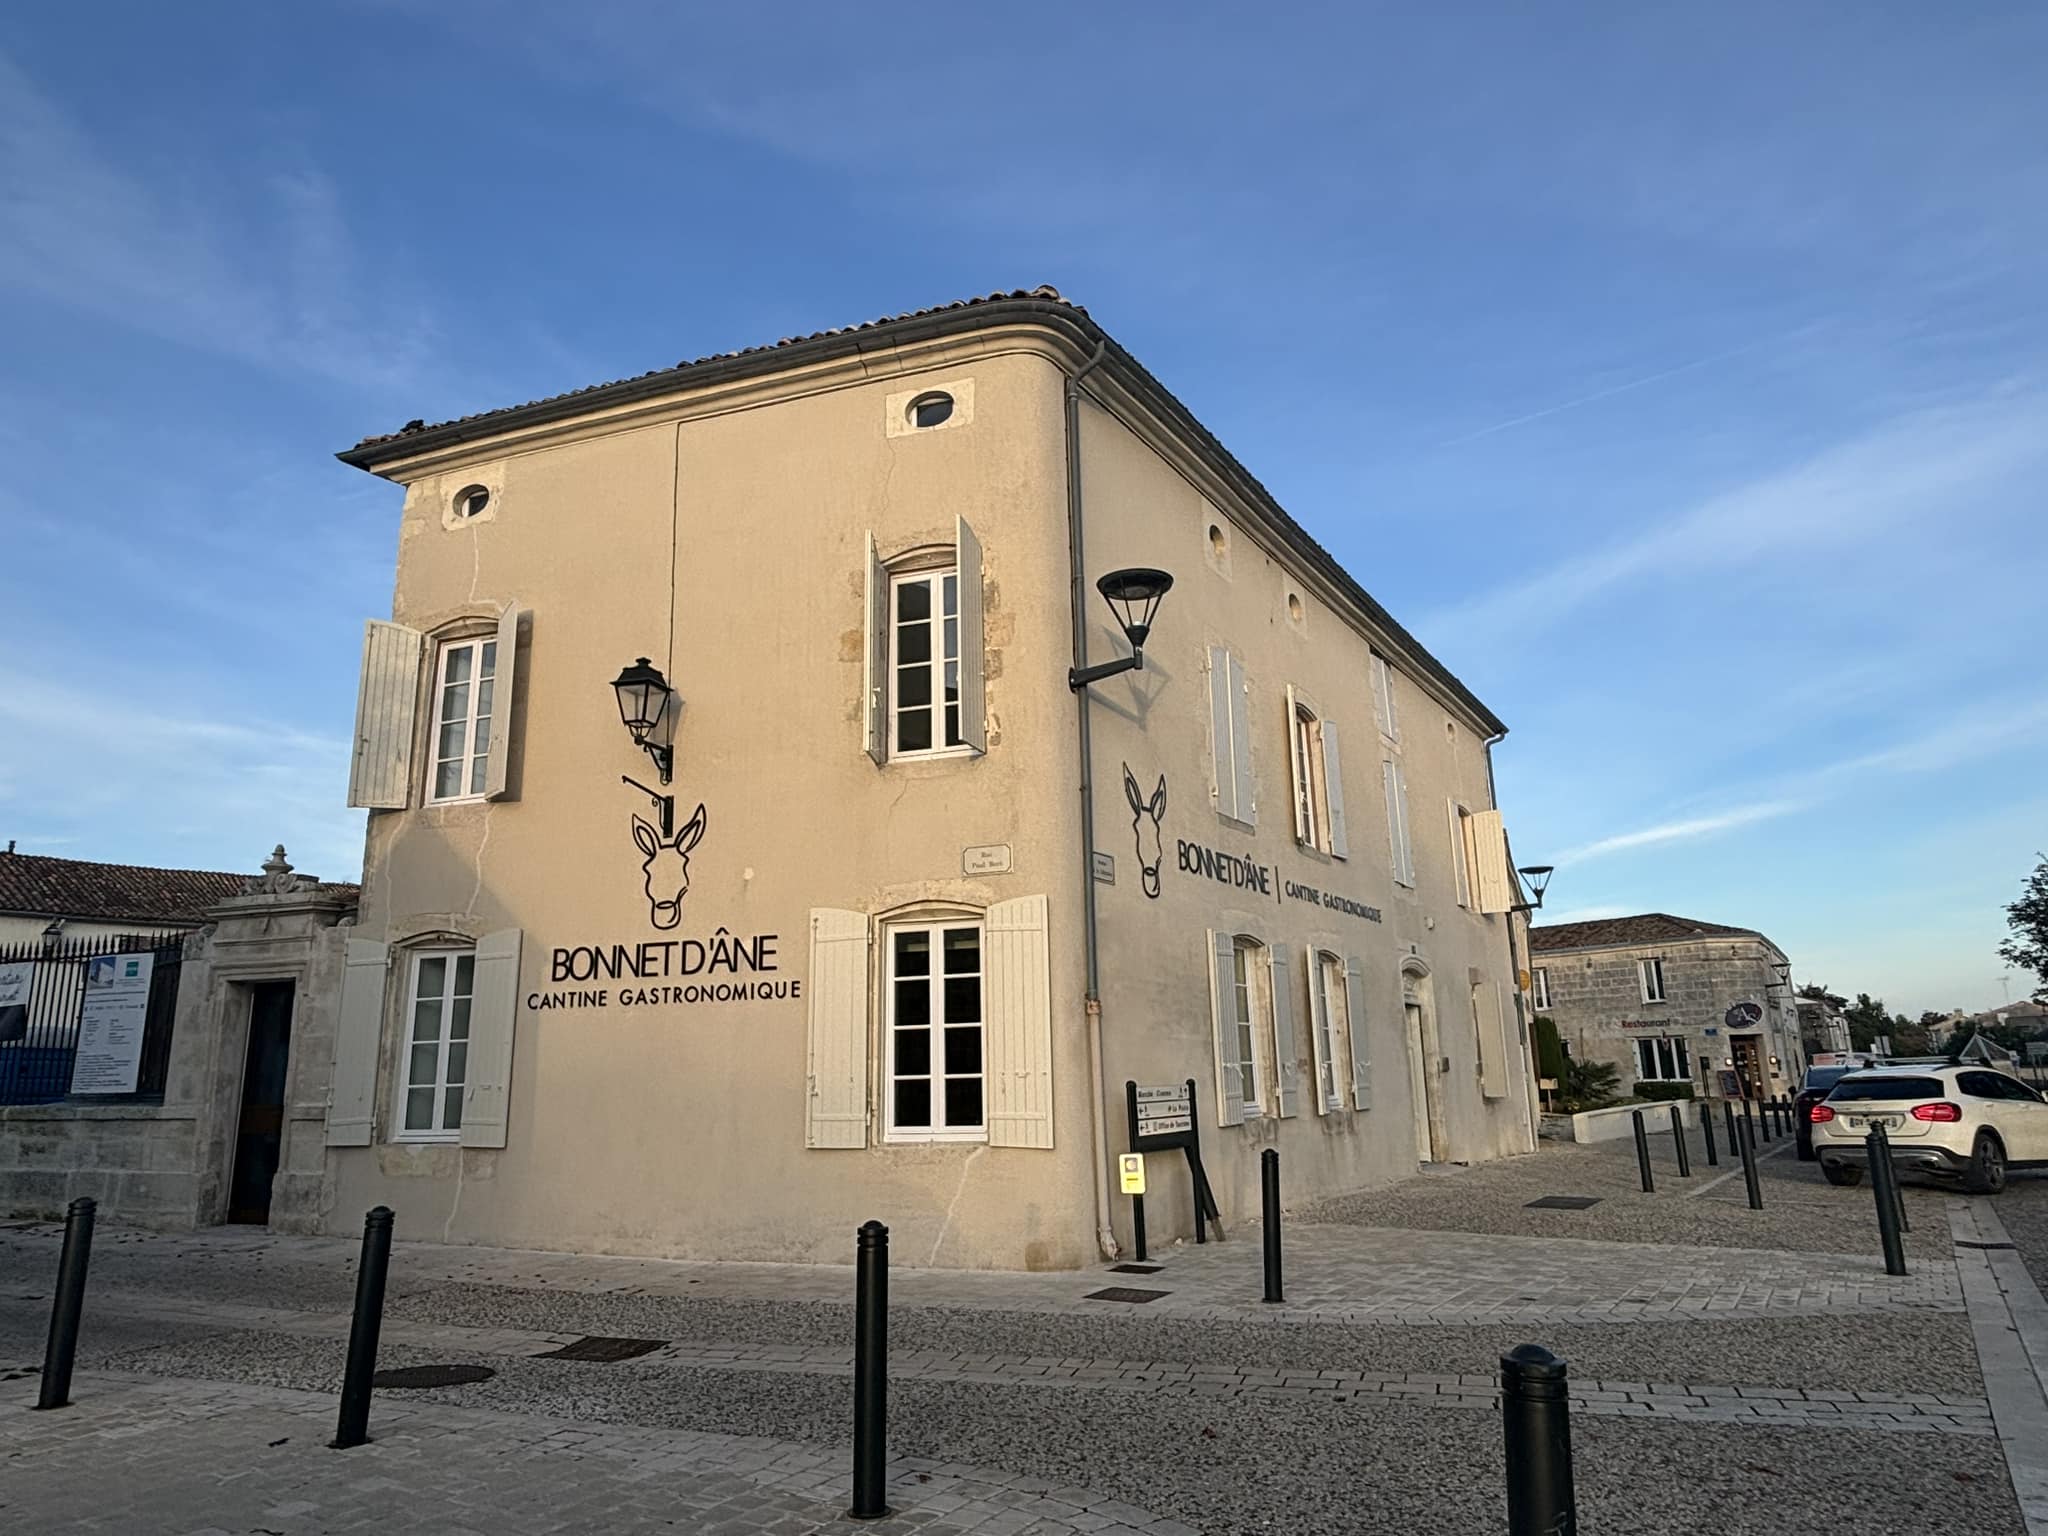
[1066,341,1121,1261]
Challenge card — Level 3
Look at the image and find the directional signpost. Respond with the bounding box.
[1124,1079,1222,1253]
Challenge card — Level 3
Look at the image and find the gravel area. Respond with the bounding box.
[383,1282,1987,1394]
[1971,1173,2048,1296]
[0,1227,393,1312]
[1304,1133,1953,1258]
[96,1329,2021,1535]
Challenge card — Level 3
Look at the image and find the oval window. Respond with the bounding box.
[1208,524,1226,559]
[1286,592,1304,624]
[454,484,491,519]
[909,391,954,429]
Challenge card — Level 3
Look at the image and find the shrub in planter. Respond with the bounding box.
[1559,1057,1622,1113]
[1634,1081,1695,1102]
[1533,1016,1565,1082]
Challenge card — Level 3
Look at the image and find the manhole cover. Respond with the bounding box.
[1109,1263,1164,1274]
[1086,1286,1170,1304]
[1525,1196,1602,1210]
[371,1363,495,1389]
[538,1335,666,1362]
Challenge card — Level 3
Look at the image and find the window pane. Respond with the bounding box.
[448,996,472,1043]
[897,664,931,708]
[437,717,468,761]
[942,573,957,618]
[894,931,931,975]
[897,621,932,666]
[435,760,464,799]
[943,617,958,664]
[444,646,472,685]
[944,659,959,705]
[893,976,930,1029]
[943,975,980,1024]
[411,999,442,1044]
[444,1086,463,1129]
[944,1077,983,1128]
[1637,1040,1653,1077]
[895,1028,931,1076]
[894,1078,932,1128]
[897,579,931,622]
[417,958,448,999]
[474,674,494,719]
[408,1041,439,1087]
[469,751,490,796]
[445,1039,468,1087]
[944,1026,981,1074]
[943,929,979,974]
[479,641,496,677]
[944,703,961,747]
[404,1086,435,1131]
[453,955,474,995]
[897,707,932,752]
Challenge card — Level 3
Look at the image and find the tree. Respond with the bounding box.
[1843,992,1899,1051]
[2001,854,2048,1000]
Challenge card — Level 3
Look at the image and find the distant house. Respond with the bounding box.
[0,844,255,949]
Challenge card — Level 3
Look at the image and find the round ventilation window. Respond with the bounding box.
[454,485,491,519]
[909,391,954,429]
[1287,593,1304,623]
[1208,524,1226,558]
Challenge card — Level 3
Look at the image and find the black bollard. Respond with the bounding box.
[35,1196,97,1411]
[1867,1133,1907,1276]
[331,1206,393,1450]
[1261,1148,1284,1304]
[1751,1098,1770,1144]
[849,1220,891,1520]
[1722,1101,1738,1167]
[1873,1125,1909,1234]
[1738,1118,1764,1210]
[1669,1104,1692,1177]
[1501,1344,1577,1536]
[1631,1110,1655,1193]
[1702,1099,1719,1167]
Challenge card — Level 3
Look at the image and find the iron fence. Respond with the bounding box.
[0,931,188,1105]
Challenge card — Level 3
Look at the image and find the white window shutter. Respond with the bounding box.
[1344,954,1371,1109]
[1285,684,1309,845]
[1229,652,1255,825]
[326,939,387,1146]
[1447,802,1470,908]
[1323,719,1349,859]
[1207,646,1237,820]
[1304,943,1333,1115]
[955,517,986,754]
[806,908,870,1148]
[1372,655,1400,741]
[1267,946,1301,1118]
[347,621,423,809]
[1470,809,1513,914]
[985,895,1053,1148]
[461,928,522,1148]
[1207,930,1245,1126]
[862,534,888,765]
[1383,760,1411,886]
[1395,764,1416,886]
[1478,979,1509,1099]
[483,606,525,802]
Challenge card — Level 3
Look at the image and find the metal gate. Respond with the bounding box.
[0,932,188,1105]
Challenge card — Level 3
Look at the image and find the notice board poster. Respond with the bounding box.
[69,952,155,1094]
[0,961,31,1044]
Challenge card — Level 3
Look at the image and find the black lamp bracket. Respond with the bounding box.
[1069,652,1146,692]
[621,774,674,838]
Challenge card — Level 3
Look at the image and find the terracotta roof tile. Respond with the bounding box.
[0,851,357,925]
[1528,912,1767,953]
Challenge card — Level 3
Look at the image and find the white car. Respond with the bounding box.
[1810,1063,2048,1194]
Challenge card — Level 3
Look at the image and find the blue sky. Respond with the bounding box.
[1,4,2043,1013]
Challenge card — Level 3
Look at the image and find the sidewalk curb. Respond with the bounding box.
[1950,1198,2048,1534]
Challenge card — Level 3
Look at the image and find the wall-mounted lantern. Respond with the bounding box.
[610,656,677,835]
[1512,864,1555,913]
[1069,569,1174,691]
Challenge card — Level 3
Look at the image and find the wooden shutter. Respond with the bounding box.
[985,895,1053,1148]
[1268,946,1301,1118]
[1208,930,1244,1126]
[326,939,388,1146]
[1304,943,1335,1115]
[1207,646,1237,820]
[956,517,986,753]
[1229,652,1255,825]
[461,928,522,1148]
[1447,802,1471,908]
[862,535,888,765]
[1384,760,1414,887]
[806,908,870,1148]
[1470,809,1513,914]
[347,621,422,809]
[483,605,524,802]
[1284,685,1309,844]
[1345,954,1371,1108]
[1323,719,1349,859]
[1372,654,1399,740]
[1395,764,1415,886]
[1478,978,1510,1099]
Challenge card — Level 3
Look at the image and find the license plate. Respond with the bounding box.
[1849,1115,1898,1130]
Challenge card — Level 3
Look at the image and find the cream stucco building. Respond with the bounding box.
[326,287,1537,1270]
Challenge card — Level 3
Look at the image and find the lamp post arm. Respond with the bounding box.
[1068,652,1144,692]
[620,775,675,838]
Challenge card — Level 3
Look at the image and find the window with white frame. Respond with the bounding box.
[399,948,474,1138]
[1314,951,1348,1111]
[1532,967,1552,1011]
[1289,699,1348,855]
[1635,1035,1691,1082]
[1229,938,1263,1114]
[428,637,496,802]
[1370,652,1399,741]
[1639,957,1668,1003]
[889,569,963,757]
[886,920,984,1139]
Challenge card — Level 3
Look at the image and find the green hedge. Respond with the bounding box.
[1633,1081,1696,1102]
[1533,1016,1565,1081]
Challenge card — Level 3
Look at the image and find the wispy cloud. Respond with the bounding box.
[0,48,434,391]
[1560,801,1802,864]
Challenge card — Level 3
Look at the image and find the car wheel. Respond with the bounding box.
[1964,1131,2007,1195]
[1822,1161,1863,1187]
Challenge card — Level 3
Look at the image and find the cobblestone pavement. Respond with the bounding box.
[0,1373,1196,1535]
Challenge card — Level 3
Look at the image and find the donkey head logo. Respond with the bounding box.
[1123,765,1167,899]
[632,804,708,931]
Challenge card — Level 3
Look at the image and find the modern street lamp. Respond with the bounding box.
[1512,865,1555,913]
[610,656,678,836]
[1069,569,1174,690]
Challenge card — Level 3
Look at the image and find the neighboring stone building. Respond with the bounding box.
[323,286,1539,1270]
[1530,913,1802,1101]
[1795,990,1851,1056]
